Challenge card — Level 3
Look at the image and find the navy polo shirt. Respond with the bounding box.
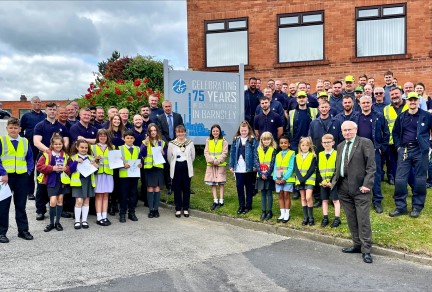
[142,119,152,136]
[93,120,106,129]
[69,122,97,142]
[402,111,420,146]
[123,121,134,130]
[272,91,288,110]
[149,107,164,122]
[33,119,69,148]
[245,88,263,117]
[357,113,373,141]
[132,128,147,146]
[20,110,47,141]
[372,103,386,114]
[254,111,283,139]
[109,130,124,148]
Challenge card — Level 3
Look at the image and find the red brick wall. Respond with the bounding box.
[187,0,432,90]
[1,100,69,118]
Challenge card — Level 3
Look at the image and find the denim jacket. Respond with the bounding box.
[229,136,257,172]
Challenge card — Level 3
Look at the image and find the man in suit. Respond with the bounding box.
[157,100,184,193]
[331,121,376,264]
[157,100,184,143]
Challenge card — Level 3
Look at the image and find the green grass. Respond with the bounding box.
[161,149,432,256]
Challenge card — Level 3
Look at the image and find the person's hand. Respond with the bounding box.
[359,186,370,193]
[1,175,8,185]
[213,159,220,166]
[138,163,142,168]
[261,175,267,180]
[76,158,83,163]
[229,168,234,173]
[90,161,99,168]
[124,163,130,169]
[77,136,85,141]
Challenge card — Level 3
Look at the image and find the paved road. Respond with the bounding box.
[1,203,432,292]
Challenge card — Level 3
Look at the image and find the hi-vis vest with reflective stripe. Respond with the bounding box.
[70,154,96,187]
[91,144,114,175]
[37,151,70,184]
[0,136,28,174]
[318,151,337,182]
[143,140,165,169]
[295,152,316,186]
[120,145,140,177]
[289,108,318,137]
[206,139,227,167]
[383,103,409,145]
[257,146,275,177]
[274,150,295,183]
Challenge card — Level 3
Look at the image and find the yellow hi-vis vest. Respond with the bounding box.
[206,139,227,167]
[70,154,96,187]
[383,103,409,145]
[318,151,337,183]
[37,151,71,184]
[295,152,316,186]
[274,150,295,183]
[0,136,28,174]
[91,144,114,175]
[257,146,275,177]
[143,140,165,169]
[119,145,140,178]
[289,108,318,137]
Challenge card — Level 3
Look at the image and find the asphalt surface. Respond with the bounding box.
[1,202,432,292]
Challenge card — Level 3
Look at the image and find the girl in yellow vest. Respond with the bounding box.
[140,124,166,219]
[272,136,295,223]
[36,134,71,232]
[255,131,277,221]
[318,134,341,228]
[204,124,228,210]
[69,140,99,230]
[92,129,115,227]
[294,136,317,226]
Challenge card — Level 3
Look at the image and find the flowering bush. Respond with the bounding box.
[78,77,163,115]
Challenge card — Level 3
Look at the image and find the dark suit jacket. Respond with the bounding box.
[332,136,376,195]
[157,112,184,143]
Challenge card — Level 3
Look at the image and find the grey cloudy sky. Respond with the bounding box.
[0,0,187,101]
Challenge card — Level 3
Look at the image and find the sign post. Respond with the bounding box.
[164,60,244,145]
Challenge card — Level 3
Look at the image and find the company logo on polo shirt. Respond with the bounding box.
[271,120,274,123]
[59,128,62,132]
[172,79,187,94]
[92,131,95,135]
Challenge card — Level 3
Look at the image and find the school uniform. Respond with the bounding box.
[119,144,141,218]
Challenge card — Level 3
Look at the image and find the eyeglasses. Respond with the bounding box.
[375,92,384,95]
[297,96,307,99]
[322,141,333,144]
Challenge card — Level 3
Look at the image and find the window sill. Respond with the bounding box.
[350,54,411,63]
[273,60,329,68]
[201,65,253,72]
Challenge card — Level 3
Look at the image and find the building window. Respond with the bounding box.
[356,4,406,57]
[205,18,248,67]
[278,11,324,63]
[19,109,30,119]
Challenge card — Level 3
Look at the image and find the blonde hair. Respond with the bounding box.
[259,132,277,149]
[299,136,316,157]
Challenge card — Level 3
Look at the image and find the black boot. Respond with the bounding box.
[128,212,138,221]
[265,210,273,221]
[260,211,266,221]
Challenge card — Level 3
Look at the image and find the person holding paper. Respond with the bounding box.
[68,140,99,230]
[0,118,34,243]
[91,129,115,227]
[118,130,142,223]
[140,124,166,219]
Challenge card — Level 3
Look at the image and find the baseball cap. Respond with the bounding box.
[318,91,328,98]
[297,91,307,97]
[345,75,355,83]
[407,92,419,99]
[354,86,364,93]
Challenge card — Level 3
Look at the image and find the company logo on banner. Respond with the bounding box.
[164,62,244,145]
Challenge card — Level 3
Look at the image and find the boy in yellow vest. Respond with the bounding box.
[118,130,142,223]
[318,134,341,228]
[0,118,34,243]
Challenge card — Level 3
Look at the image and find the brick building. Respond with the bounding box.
[187,0,432,89]
[1,95,68,119]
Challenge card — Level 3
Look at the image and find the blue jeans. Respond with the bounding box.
[372,149,383,205]
[394,147,428,211]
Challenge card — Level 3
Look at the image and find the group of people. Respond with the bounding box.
[1,71,431,265]
[0,94,196,245]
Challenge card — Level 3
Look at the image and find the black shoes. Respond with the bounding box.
[36,213,45,221]
[96,219,109,226]
[362,253,373,263]
[237,207,244,215]
[119,215,126,223]
[108,207,115,216]
[243,208,250,214]
[313,200,322,208]
[331,218,341,228]
[148,210,154,218]
[410,208,421,218]
[175,211,181,218]
[154,210,160,218]
[308,218,315,226]
[211,202,219,210]
[260,211,266,221]
[28,194,35,200]
[55,223,63,231]
[81,222,89,229]
[61,211,72,218]
[0,234,9,243]
[321,218,329,227]
[342,246,362,253]
[18,231,33,240]
[302,217,308,226]
[74,222,81,229]
[389,209,408,217]
[44,224,55,232]
[373,204,383,214]
[128,213,138,221]
[183,210,190,218]
[265,211,273,221]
